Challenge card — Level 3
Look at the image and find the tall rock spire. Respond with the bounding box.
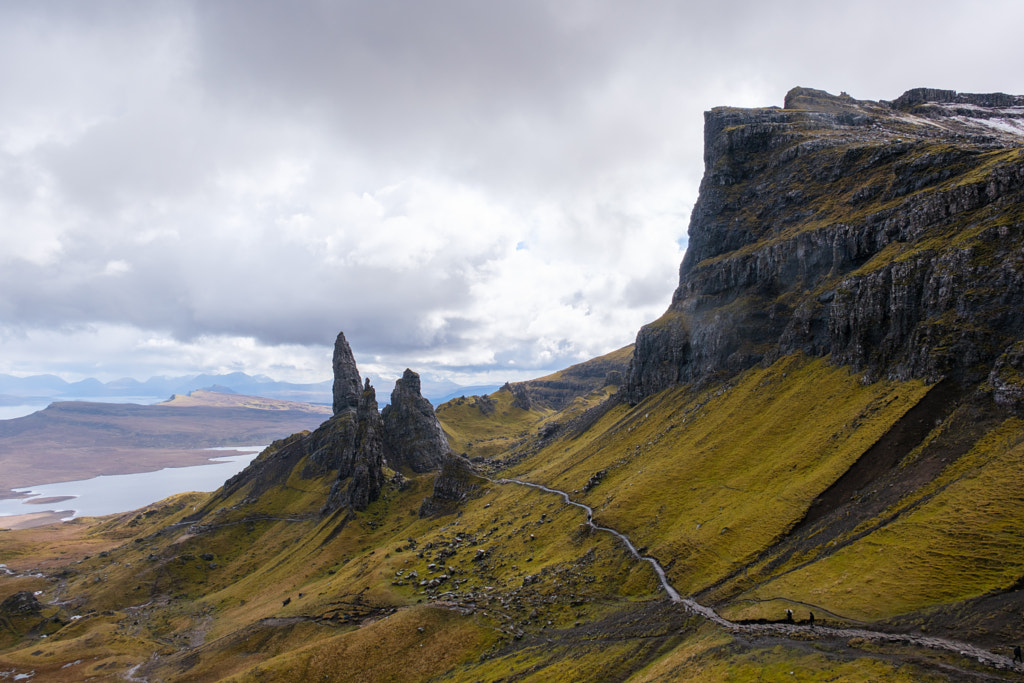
[382,368,451,473]
[332,331,362,415]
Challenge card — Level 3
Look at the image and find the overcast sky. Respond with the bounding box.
[2,1,1022,386]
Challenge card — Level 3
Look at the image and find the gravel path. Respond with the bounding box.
[496,478,1024,674]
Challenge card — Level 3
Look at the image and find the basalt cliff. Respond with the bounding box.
[627,87,1024,406]
[5,89,1024,682]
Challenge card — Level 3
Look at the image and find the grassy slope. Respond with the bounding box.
[436,354,621,462]
[0,424,667,681]
[436,388,552,459]
[508,354,932,596]
[736,417,1024,621]
[4,352,1024,680]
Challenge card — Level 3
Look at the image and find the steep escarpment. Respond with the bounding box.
[627,87,1024,403]
[507,344,632,410]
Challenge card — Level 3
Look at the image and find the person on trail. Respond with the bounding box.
[809,612,815,627]
[1014,645,1022,663]
[785,609,794,624]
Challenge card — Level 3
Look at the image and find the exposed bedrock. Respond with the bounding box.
[382,368,451,473]
[332,331,362,415]
[626,87,1024,404]
[223,335,453,513]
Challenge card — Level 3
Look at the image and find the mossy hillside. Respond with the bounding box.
[506,354,931,596]
[0,497,211,680]
[148,474,662,679]
[436,388,552,459]
[0,612,162,681]
[57,461,338,613]
[215,606,497,683]
[627,623,953,683]
[436,344,631,460]
[0,492,206,576]
[181,478,664,681]
[463,629,680,683]
[156,619,341,683]
[14,448,666,681]
[732,418,1024,622]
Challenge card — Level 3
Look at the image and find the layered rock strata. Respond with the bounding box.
[627,87,1024,406]
[323,379,388,512]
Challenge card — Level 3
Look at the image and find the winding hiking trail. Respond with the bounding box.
[495,478,1024,674]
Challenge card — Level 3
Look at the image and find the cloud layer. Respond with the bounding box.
[2,1,1023,384]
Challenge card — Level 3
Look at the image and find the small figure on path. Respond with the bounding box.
[785,609,794,624]
[809,611,815,627]
[1014,645,1022,663]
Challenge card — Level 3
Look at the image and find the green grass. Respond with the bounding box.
[736,418,1024,621]
[506,353,931,596]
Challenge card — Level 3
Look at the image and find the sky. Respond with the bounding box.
[2,1,1023,387]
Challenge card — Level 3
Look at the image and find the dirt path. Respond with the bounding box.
[496,478,1024,674]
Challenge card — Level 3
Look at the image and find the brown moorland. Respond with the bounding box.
[0,391,331,496]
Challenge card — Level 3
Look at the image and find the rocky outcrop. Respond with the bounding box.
[324,379,387,513]
[216,334,453,514]
[0,591,41,617]
[499,382,533,411]
[990,341,1024,413]
[332,331,361,415]
[626,87,1024,404]
[382,369,450,473]
[418,452,487,517]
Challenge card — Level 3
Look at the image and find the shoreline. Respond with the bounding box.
[0,510,74,530]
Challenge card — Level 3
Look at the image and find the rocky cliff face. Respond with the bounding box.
[382,369,451,473]
[220,333,452,514]
[626,87,1024,407]
[323,379,388,513]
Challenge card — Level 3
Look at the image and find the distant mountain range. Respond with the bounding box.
[0,372,498,409]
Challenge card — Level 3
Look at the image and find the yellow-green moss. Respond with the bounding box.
[738,418,1024,621]
[507,354,931,595]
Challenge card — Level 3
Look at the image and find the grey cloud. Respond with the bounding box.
[3,0,1024,384]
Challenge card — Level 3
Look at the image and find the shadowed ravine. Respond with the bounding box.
[495,477,1024,673]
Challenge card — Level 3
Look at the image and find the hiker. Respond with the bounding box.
[1014,645,1022,663]
[809,611,815,627]
[785,609,794,624]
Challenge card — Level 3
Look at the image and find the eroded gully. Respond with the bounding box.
[494,478,1023,673]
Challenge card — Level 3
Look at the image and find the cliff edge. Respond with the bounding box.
[627,87,1024,405]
